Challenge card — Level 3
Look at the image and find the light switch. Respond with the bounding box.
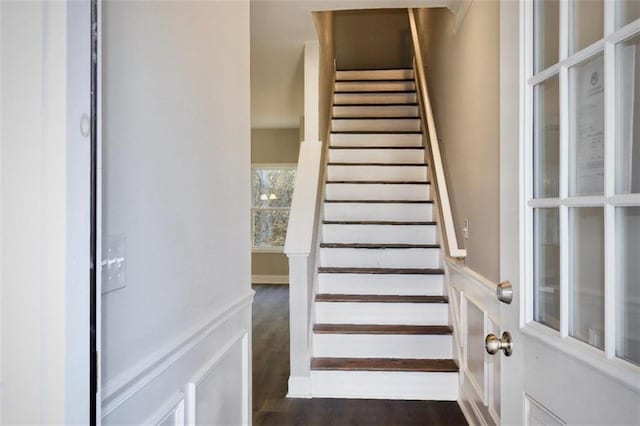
[463,218,470,240]
[102,234,126,294]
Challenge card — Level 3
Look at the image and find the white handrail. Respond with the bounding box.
[408,8,467,259]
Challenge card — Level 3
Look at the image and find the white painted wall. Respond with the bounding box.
[101,1,252,423]
[1,1,91,423]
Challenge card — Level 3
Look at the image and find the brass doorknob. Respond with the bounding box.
[485,331,513,356]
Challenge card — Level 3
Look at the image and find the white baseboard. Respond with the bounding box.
[287,376,311,398]
[252,274,289,285]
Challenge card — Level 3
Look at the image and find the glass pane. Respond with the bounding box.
[534,76,560,198]
[616,207,640,366]
[570,207,604,350]
[570,53,605,196]
[252,168,296,208]
[616,1,640,30]
[533,208,560,330]
[534,0,559,73]
[571,0,603,54]
[616,35,640,194]
[253,210,289,247]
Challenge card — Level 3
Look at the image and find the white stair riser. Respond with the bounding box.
[318,273,444,295]
[327,165,427,181]
[322,224,437,244]
[335,81,415,92]
[315,302,448,325]
[331,133,422,147]
[333,105,418,118]
[313,334,453,359]
[336,69,414,81]
[329,148,424,164]
[310,371,458,400]
[324,203,433,221]
[332,119,421,132]
[334,92,417,105]
[325,184,430,201]
[320,248,440,268]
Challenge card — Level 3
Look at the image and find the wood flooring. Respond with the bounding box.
[252,285,468,426]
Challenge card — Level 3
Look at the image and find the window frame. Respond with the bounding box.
[251,163,297,253]
[521,0,640,389]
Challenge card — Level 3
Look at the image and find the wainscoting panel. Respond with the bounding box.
[446,260,500,426]
[101,291,253,425]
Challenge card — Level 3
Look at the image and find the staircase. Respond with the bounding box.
[309,68,458,400]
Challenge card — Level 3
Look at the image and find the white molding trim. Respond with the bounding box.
[101,290,255,417]
[252,274,289,285]
[184,331,249,426]
[445,258,498,292]
[287,376,311,398]
[143,392,185,426]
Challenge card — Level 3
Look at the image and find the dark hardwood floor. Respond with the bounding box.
[252,285,468,426]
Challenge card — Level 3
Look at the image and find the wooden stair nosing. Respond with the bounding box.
[313,324,453,335]
[331,131,422,135]
[322,220,437,226]
[311,357,459,373]
[335,79,415,83]
[319,243,440,249]
[332,116,419,120]
[336,67,414,71]
[326,180,430,185]
[334,90,417,95]
[329,146,425,150]
[333,102,419,107]
[324,199,433,204]
[327,162,426,166]
[318,267,444,275]
[315,294,448,303]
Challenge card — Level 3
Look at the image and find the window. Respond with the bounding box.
[251,165,296,252]
[526,1,640,367]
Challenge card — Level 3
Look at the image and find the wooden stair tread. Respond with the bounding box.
[328,162,426,166]
[319,267,444,275]
[333,103,419,107]
[313,324,452,335]
[315,294,448,303]
[331,131,422,135]
[329,146,424,150]
[335,79,415,83]
[324,199,433,204]
[320,243,440,249]
[323,220,437,225]
[332,116,419,120]
[334,90,416,94]
[311,357,459,372]
[326,180,429,185]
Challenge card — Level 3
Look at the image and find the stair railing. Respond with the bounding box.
[284,49,336,396]
[408,8,467,259]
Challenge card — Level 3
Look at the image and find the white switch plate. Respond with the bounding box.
[102,234,126,294]
[463,218,470,240]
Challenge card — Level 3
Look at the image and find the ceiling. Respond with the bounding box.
[250,0,457,129]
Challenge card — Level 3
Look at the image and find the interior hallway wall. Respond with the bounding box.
[334,9,412,70]
[251,128,300,281]
[415,3,500,282]
[101,1,252,423]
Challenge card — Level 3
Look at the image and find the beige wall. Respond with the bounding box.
[416,3,500,282]
[251,128,300,164]
[251,127,300,279]
[314,11,335,143]
[334,9,412,70]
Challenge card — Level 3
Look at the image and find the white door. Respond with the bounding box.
[500,1,640,424]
